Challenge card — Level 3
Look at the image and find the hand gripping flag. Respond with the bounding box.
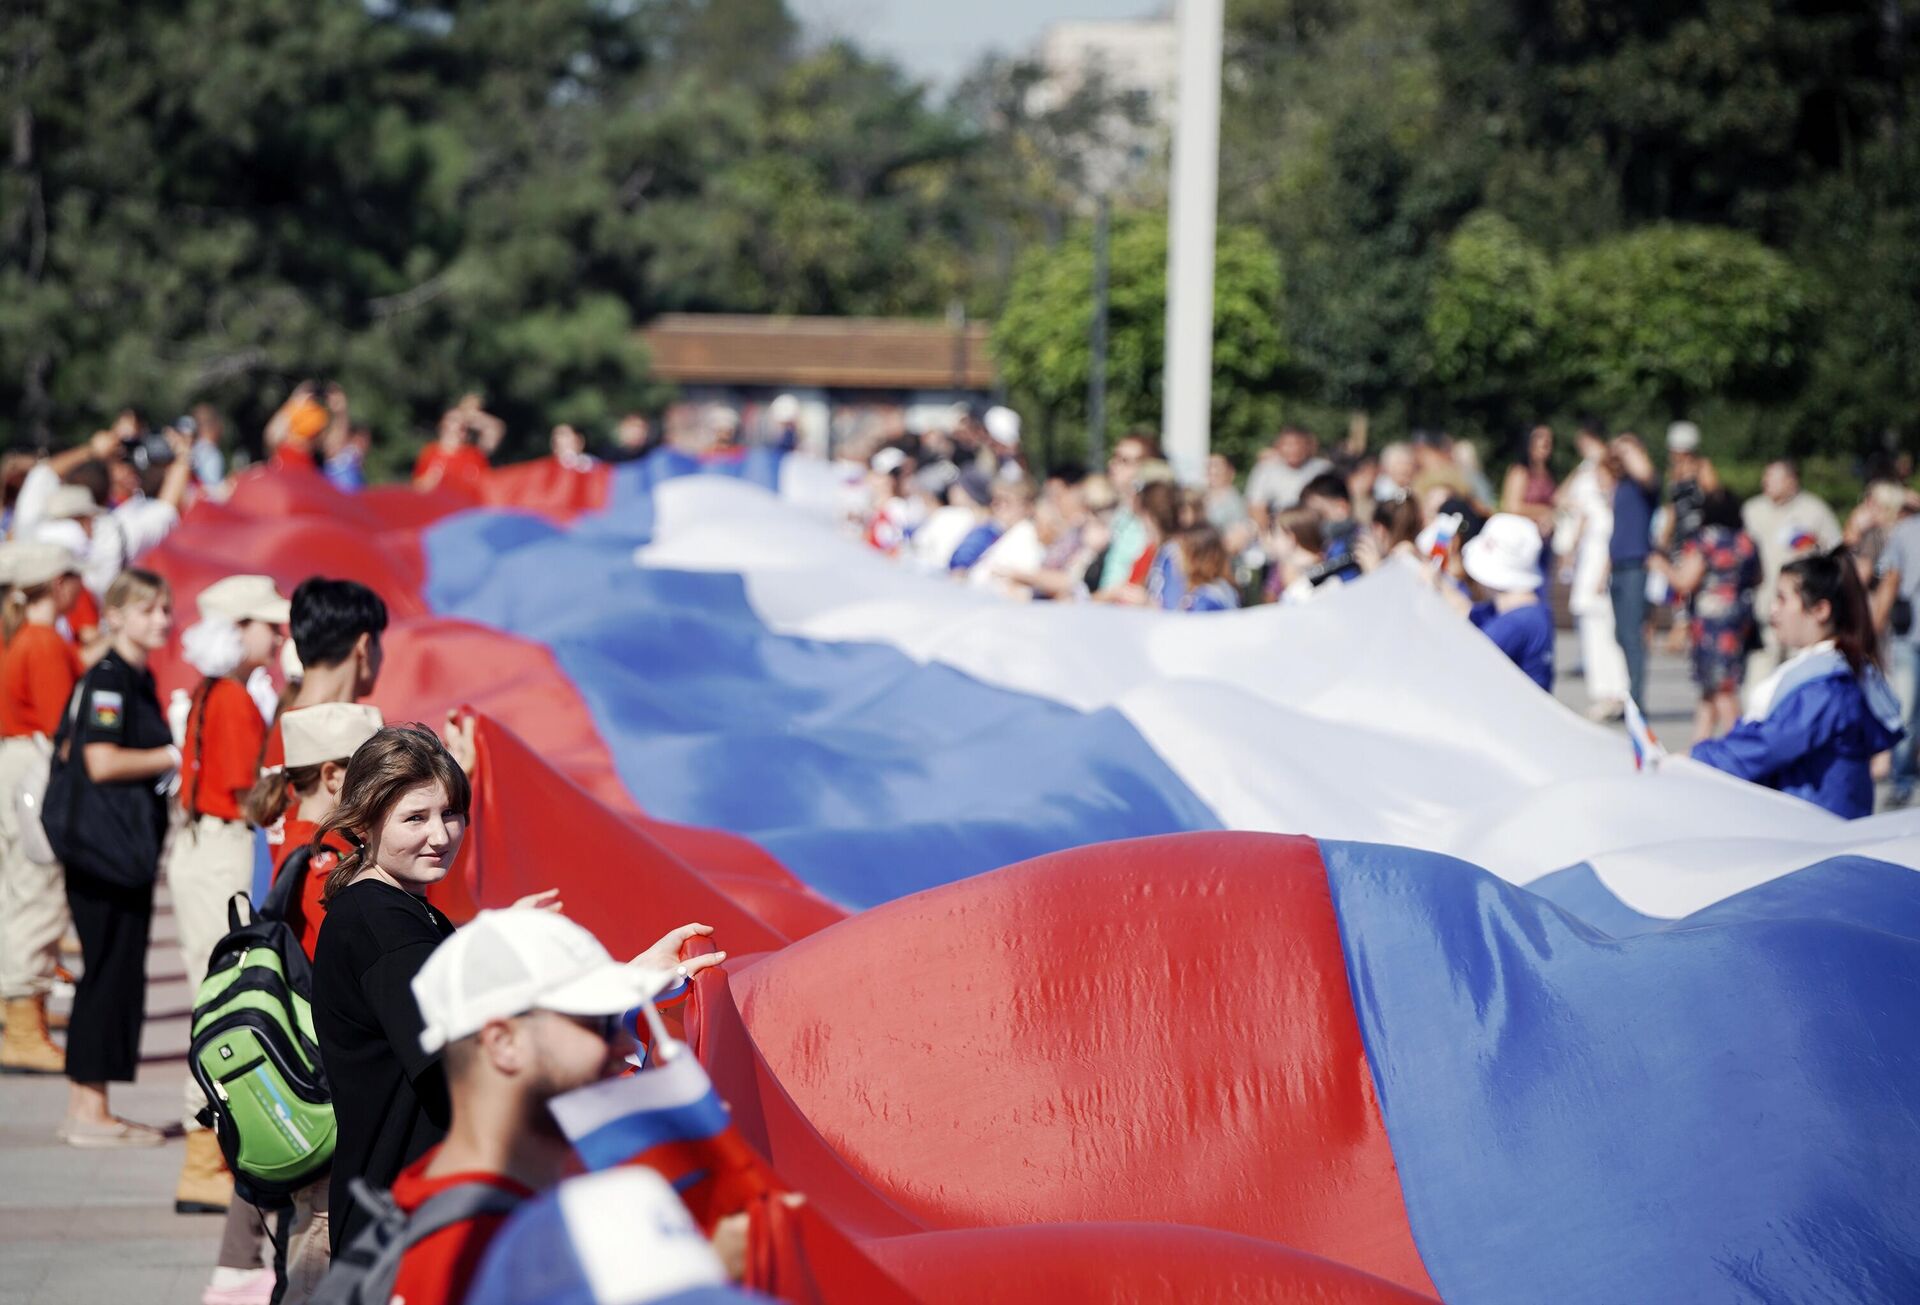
[550,998,916,1304]
[550,1009,771,1233]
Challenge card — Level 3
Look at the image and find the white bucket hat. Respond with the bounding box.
[1461,513,1545,593]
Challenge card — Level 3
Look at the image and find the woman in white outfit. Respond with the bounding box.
[1556,433,1631,720]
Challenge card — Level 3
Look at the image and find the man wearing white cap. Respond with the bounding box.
[983,405,1027,485]
[382,909,687,1305]
[170,573,293,1214]
[767,394,802,453]
[0,540,85,1074]
[1446,513,1556,691]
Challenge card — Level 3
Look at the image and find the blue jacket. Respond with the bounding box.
[1691,654,1904,819]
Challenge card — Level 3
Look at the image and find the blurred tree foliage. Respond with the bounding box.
[1217,0,1920,460]
[993,212,1286,469]
[2,0,1916,468]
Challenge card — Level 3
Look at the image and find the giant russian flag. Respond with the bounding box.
[145,454,1920,1301]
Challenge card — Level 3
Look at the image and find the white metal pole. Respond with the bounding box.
[1162,0,1223,486]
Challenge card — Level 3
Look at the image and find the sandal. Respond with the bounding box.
[56,1117,166,1149]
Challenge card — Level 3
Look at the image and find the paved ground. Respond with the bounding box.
[1551,625,1698,739]
[0,631,1699,1303]
[0,880,221,1305]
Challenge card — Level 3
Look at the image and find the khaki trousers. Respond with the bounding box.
[280,1178,331,1305]
[168,813,256,1128]
[0,736,69,1000]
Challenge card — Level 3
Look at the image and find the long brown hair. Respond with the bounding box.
[1177,526,1232,588]
[316,724,472,903]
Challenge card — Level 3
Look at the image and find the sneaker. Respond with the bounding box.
[1584,700,1626,723]
[56,1117,166,1149]
[202,1267,276,1305]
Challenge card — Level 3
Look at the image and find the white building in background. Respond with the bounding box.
[1036,12,1178,124]
[1031,10,1177,195]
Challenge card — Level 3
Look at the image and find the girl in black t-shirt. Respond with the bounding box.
[310,722,558,1252]
[58,568,179,1148]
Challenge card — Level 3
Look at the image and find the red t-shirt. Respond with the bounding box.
[271,441,318,472]
[388,1150,532,1305]
[64,588,100,651]
[412,443,491,497]
[180,678,267,822]
[269,817,351,961]
[0,624,82,738]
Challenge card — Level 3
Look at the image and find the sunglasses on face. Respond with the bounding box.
[544,1009,629,1044]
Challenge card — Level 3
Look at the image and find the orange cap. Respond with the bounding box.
[287,398,329,443]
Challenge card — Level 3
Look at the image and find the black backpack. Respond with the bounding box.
[311,1178,526,1305]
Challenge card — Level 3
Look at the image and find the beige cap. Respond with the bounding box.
[198,574,292,625]
[0,540,81,590]
[281,703,384,769]
[44,485,102,520]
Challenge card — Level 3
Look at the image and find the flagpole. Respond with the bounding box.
[1162,0,1224,486]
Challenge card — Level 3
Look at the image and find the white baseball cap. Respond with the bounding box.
[1666,421,1701,454]
[768,394,800,423]
[983,405,1022,448]
[281,703,384,769]
[198,574,292,625]
[870,446,909,474]
[413,909,677,1055]
[1462,513,1545,592]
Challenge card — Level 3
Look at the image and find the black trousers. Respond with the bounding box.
[64,870,153,1084]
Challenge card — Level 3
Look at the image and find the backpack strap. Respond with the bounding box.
[261,845,311,924]
[403,1181,526,1247]
[331,1177,523,1304]
[185,676,215,821]
[226,891,253,936]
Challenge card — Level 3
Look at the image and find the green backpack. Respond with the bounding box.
[190,867,335,1206]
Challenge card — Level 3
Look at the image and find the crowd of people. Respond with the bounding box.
[832,405,1913,819]
[0,394,760,1304]
[0,382,1913,1302]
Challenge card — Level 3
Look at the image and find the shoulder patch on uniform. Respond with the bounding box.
[90,689,123,729]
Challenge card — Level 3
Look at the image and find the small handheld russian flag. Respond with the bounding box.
[1420,512,1463,568]
[1624,695,1666,771]
[550,1007,773,1232]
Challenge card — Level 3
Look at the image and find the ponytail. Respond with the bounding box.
[2,579,62,648]
[241,762,328,830]
[1782,546,1879,675]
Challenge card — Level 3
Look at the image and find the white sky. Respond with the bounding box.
[790,0,1168,89]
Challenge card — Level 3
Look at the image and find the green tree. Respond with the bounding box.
[1423,211,1551,428]
[0,0,992,459]
[991,212,1286,470]
[1546,225,1809,416]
